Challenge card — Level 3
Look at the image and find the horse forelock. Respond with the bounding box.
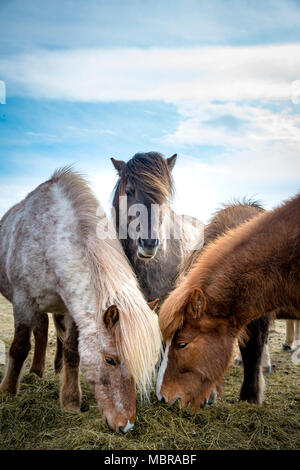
[159,288,188,341]
[113,152,174,206]
[52,167,162,397]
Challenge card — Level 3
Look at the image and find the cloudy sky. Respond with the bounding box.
[0,0,299,223]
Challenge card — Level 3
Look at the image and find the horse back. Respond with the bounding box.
[178,201,263,279]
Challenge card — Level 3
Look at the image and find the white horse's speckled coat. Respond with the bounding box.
[0,168,162,432]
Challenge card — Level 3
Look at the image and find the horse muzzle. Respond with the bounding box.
[137,237,159,259]
[105,417,135,434]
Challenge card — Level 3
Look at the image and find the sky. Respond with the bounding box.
[0,0,300,223]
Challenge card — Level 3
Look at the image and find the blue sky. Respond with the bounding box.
[0,0,300,222]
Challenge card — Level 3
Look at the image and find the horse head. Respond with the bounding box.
[156,287,234,409]
[111,152,177,260]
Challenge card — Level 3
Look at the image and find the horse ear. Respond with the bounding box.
[103,305,119,329]
[166,154,177,171]
[111,158,126,176]
[186,288,206,320]
[148,298,160,313]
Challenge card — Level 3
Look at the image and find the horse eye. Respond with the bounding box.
[105,357,117,366]
[126,189,135,197]
[177,342,188,349]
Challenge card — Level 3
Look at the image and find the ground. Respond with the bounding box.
[0,294,299,450]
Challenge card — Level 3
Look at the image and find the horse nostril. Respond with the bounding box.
[142,238,159,249]
[161,396,166,404]
[117,426,123,434]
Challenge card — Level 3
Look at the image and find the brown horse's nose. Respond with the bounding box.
[105,417,135,434]
[160,396,166,404]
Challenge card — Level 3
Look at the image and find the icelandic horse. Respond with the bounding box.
[157,194,300,409]
[177,199,271,404]
[0,168,161,432]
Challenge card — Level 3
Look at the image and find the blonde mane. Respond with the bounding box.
[52,167,162,396]
[159,210,270,340]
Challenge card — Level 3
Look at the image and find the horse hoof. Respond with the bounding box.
[282,344,291,351]
[63,402,81,412]
[29,367,44,378]
[0,383,17,395]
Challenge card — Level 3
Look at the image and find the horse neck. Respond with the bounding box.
[206,253,294,332]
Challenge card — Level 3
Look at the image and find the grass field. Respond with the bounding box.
[0,294,300,450]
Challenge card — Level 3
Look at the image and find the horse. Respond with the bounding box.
[111,152,203,302]
[177,199,271,404]
[0,168,161,433]
[156,193,300,409]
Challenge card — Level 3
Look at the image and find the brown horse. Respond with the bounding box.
[157,193,300,409]
[176,199,271,405]
[0,168,161,432]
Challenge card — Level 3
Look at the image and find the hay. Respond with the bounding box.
[0,295,299,450]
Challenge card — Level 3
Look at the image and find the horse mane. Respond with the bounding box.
[159,209,271,341]
[51,167,162,396]
[217,196,264,213]
[112,152,174,207]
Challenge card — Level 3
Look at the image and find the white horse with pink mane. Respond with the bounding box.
[0,168,161,433]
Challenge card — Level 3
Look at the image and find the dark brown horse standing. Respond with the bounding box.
[111,152,202,302]
[157,193,300,409]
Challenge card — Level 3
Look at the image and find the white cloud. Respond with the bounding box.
[159,99,300,223]
[1,43,299,224]
[172,150,300,223]
[162,101,300,147]
[1,44,300,102]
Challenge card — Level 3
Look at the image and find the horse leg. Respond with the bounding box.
[282,320,294,350]
[53,313,65,374]
[0,305,32,395]
[292,321,300,351]
[262,340,272,374]
[233,340,243,366]
[239,316,270,404]
[54,337,63,374]
[29,313,49,377]
[60,317,81,412]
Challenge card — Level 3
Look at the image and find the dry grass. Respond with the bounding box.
[0,294,299,450]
